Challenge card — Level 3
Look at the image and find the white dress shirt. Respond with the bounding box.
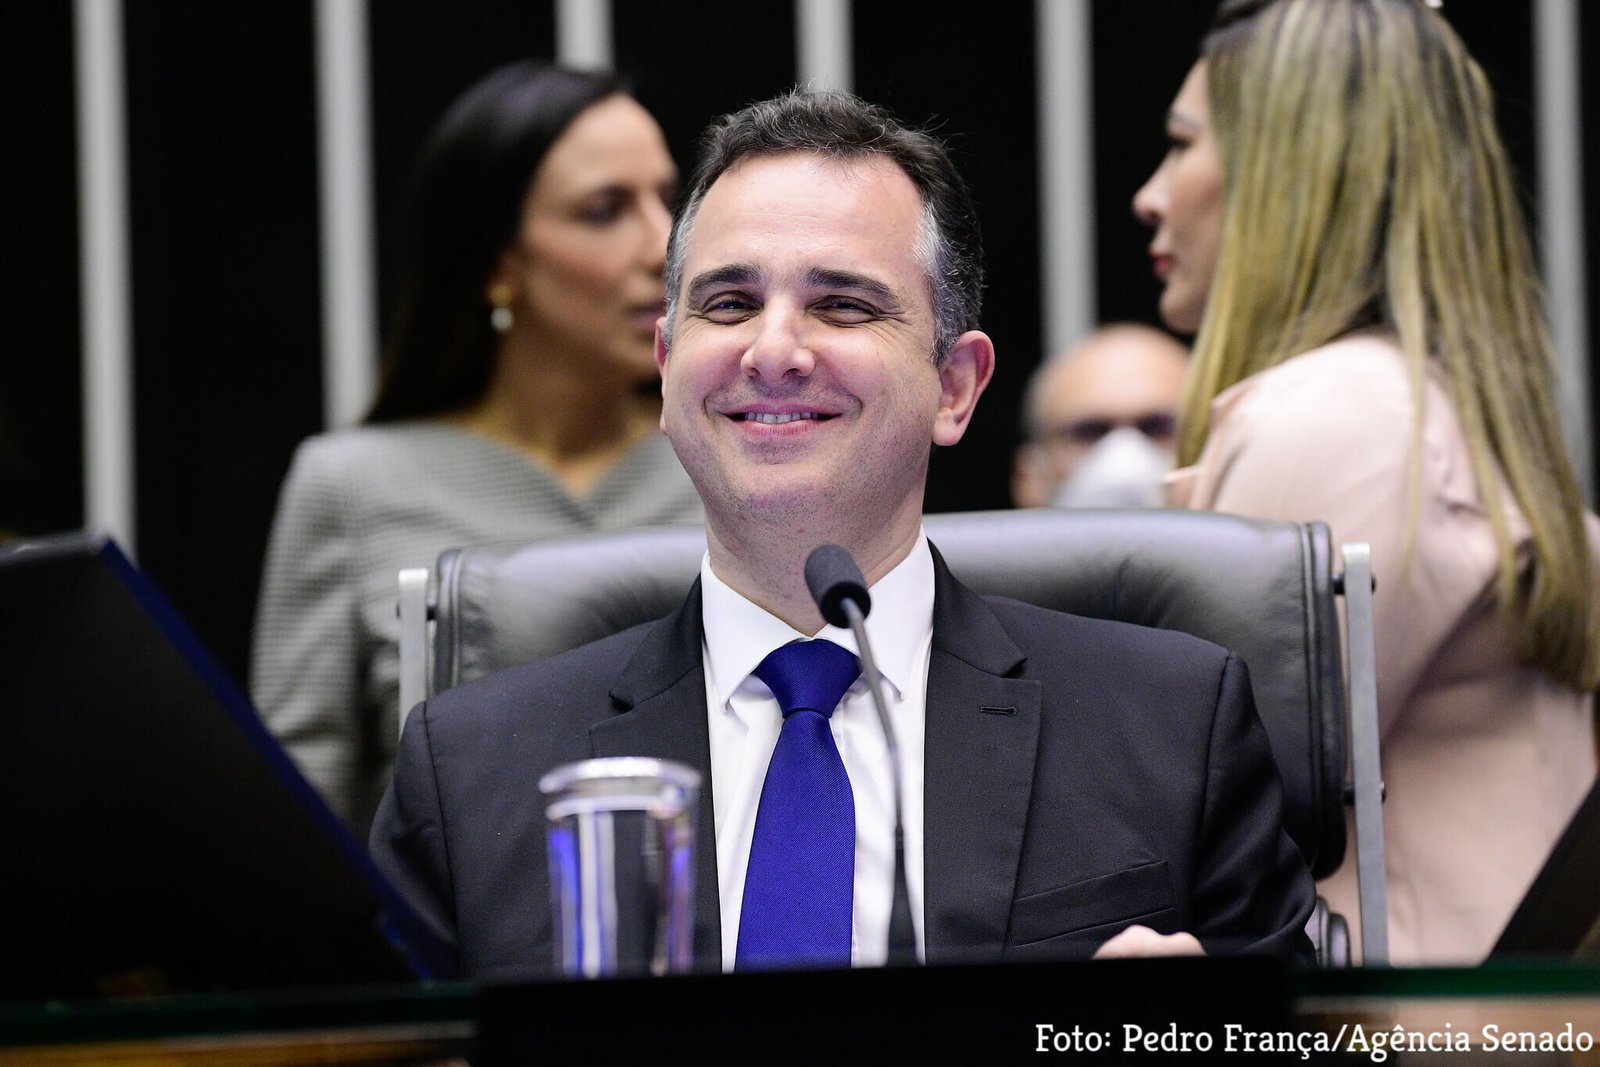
[701,533,934,971]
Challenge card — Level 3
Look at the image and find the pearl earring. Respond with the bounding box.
[488,285,513,334]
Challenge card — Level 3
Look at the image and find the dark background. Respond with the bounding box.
[0,1,1590,689]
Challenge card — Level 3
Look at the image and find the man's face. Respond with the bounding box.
[657,152,966,542]
[1036,333,1186,476]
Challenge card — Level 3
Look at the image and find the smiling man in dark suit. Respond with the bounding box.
[370,89,1314,979]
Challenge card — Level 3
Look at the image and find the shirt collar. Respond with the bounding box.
[701,533,936,712]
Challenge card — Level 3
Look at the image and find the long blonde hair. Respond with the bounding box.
[1180,0,1599,689]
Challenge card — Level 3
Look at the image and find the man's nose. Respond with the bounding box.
[740,303,816,382]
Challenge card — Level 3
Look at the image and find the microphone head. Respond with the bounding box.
[805,544,871,629]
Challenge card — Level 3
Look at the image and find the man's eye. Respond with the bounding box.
[816,298,878,322]
[699,295,758,321]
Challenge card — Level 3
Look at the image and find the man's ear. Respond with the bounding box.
[654,319,670,375]
[931,330,996,447]
[1012,443,1050,508]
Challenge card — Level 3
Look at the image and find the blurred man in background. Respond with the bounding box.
[1012,324,1188,509]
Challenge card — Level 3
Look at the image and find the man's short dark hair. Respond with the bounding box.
[663,89,983,365]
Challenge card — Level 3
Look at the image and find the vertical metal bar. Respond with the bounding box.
[73,0,137,556]
[1534,0,1593,503]
[1035,0,1095,358]
[1342,543,1389,965]
[557,0,613,70]
[397,567,430,735]
[314,0,378,429]
[797,0,853,92]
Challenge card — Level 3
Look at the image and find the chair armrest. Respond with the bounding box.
[1341,542,1388,964]
[397,567,431,738]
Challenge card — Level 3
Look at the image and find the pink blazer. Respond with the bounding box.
[1167,332,1597,964]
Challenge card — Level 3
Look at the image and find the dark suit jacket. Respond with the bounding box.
[370,547,1315,979]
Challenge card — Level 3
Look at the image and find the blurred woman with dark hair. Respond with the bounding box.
[1135,0,1598,962]
[252,62,700,833]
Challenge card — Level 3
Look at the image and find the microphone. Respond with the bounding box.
[805,544,871,629]
[804,544,918,967]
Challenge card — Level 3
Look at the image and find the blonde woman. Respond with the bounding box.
[1135,0,1599,963]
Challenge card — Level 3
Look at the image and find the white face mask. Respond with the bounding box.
[1048,426,1173,509]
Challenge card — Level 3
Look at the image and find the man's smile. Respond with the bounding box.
[718,399,845,431]
[734,411,833,424]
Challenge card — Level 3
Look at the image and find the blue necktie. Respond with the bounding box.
[736,638,861,970]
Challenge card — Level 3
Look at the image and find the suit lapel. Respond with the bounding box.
[922,546,1043,964]
[587,581,723,969]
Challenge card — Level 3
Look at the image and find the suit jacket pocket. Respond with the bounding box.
[1008,861,1175,947]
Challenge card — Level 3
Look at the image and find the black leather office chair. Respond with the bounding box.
[397,507,1386,964]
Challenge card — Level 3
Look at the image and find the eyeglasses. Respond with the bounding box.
[1036,412,1177,450]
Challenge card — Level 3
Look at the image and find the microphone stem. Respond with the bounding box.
[843,599,917,965]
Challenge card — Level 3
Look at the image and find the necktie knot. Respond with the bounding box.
[754,639,861,719]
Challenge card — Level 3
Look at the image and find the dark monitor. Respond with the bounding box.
[0,532,446,1001]
[1491,776,1600,958]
